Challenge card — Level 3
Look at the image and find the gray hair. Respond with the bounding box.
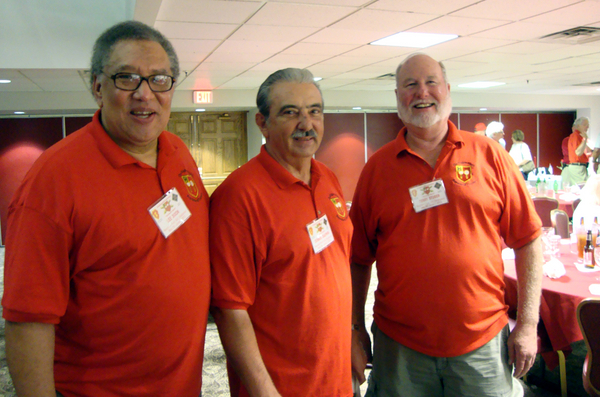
[395,53,449,85]
[89,20,179,89]
[256,68,322,119]
[573,116,590,129]
[486,121,504,138]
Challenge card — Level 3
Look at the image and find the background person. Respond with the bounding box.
[350,53,543,397]
[474,122,486,136]
[572,174,600,229]
[567,116,591,185]
[508,129,534,180]
[2,21,210,397]
[486,121,507,149]
[210,68,353,397]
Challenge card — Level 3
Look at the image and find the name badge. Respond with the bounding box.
[306,214,334,254]
[148,187,191,238]
[409,179,449,213]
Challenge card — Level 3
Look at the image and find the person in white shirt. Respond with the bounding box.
[572,174,600,229]
[486,121,506,149]
[508,129,533,180]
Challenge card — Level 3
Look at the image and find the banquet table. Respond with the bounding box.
[503,240,599,369]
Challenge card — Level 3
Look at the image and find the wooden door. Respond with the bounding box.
[167,111,247,195]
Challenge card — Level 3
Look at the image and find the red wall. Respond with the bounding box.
[0,118,64,243]
[317,113,366,201]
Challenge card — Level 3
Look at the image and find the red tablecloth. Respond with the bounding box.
[557,197,575,218]
[504,241,598,369]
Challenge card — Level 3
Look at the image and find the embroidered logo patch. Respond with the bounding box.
[179,170,201,201]
[329,194,348,220]
[455,164,472,183]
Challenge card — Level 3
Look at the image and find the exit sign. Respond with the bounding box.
[193,91,213,104]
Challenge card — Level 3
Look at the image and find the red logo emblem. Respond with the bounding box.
[456,165,472,183]
[329,194,348,220]
[179,170,201,201]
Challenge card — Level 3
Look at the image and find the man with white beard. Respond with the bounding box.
[349,53,543,397]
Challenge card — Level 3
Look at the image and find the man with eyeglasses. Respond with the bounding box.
[2,21,210,397]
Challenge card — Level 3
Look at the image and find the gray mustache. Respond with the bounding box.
[291,130,317,139]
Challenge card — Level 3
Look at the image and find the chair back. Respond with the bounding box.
[550,209,570,238]
[533,197,560,228]
[573,198,582,213]
[577,298,600,396]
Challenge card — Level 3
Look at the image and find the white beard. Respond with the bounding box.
[398,96,453,128]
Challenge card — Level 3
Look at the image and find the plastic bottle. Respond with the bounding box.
[554,180,559,193]
[536,176,541,194]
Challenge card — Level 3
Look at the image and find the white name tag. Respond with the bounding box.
[306,214,334,254]
[409,179,449,213]
[148,187,191,238]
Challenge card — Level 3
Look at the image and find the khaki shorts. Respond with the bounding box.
[365,323,523,397]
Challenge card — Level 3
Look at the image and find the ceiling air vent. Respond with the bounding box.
[540,26,600,44]
[373,73,396,80]
[573,81,600,87]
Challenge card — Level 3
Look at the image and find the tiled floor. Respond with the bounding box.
[0,249,575,396]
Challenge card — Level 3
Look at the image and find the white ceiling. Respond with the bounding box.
[2,0,600,113]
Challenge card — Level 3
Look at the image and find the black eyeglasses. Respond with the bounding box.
[108,73,175,92]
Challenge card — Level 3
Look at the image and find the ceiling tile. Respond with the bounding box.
[157,0,262,23]
[228,25,319,42]
[523,1,600,25]
[330,9,436,32]
[410,15,508,36]
[155,21,237,40]
[452,0,581,21]
[246,2,355,27]
[367,0,479,15]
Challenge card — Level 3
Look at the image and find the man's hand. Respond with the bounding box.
[351,326,372,384]
[507,322,537,379]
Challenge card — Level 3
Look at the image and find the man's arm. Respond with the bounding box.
[5,321,56,397]
[211,308,281,397]
[575,132,588,157]
[350,262,372,384]
[507,236,543,379]
[592,148,600,173]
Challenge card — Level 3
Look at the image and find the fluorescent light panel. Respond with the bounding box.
[0,79,11,84]
[458,82,506,89]
[371,32,458,48]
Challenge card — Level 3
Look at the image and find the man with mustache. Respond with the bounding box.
[210,68,353,397]
[350,54,543,396]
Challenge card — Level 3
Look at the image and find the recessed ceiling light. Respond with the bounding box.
[313,77,322,82]
[353,107,362,110]
[14,111,25,114]
[458,82,506,89]
[370,32,458,48]
[480,108,488,111]
[195,109,206,112]
[0,79,11,84]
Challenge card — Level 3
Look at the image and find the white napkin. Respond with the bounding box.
[558,192,578,201]
[543,257,566,279]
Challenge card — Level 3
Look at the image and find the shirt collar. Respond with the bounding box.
[89,109,174,169]
[393,120,464,155]
[256,145,322,190]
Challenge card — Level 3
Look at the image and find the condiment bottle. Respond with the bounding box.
[585,230,595,268]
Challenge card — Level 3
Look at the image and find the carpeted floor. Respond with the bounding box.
[0,247,576,396]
